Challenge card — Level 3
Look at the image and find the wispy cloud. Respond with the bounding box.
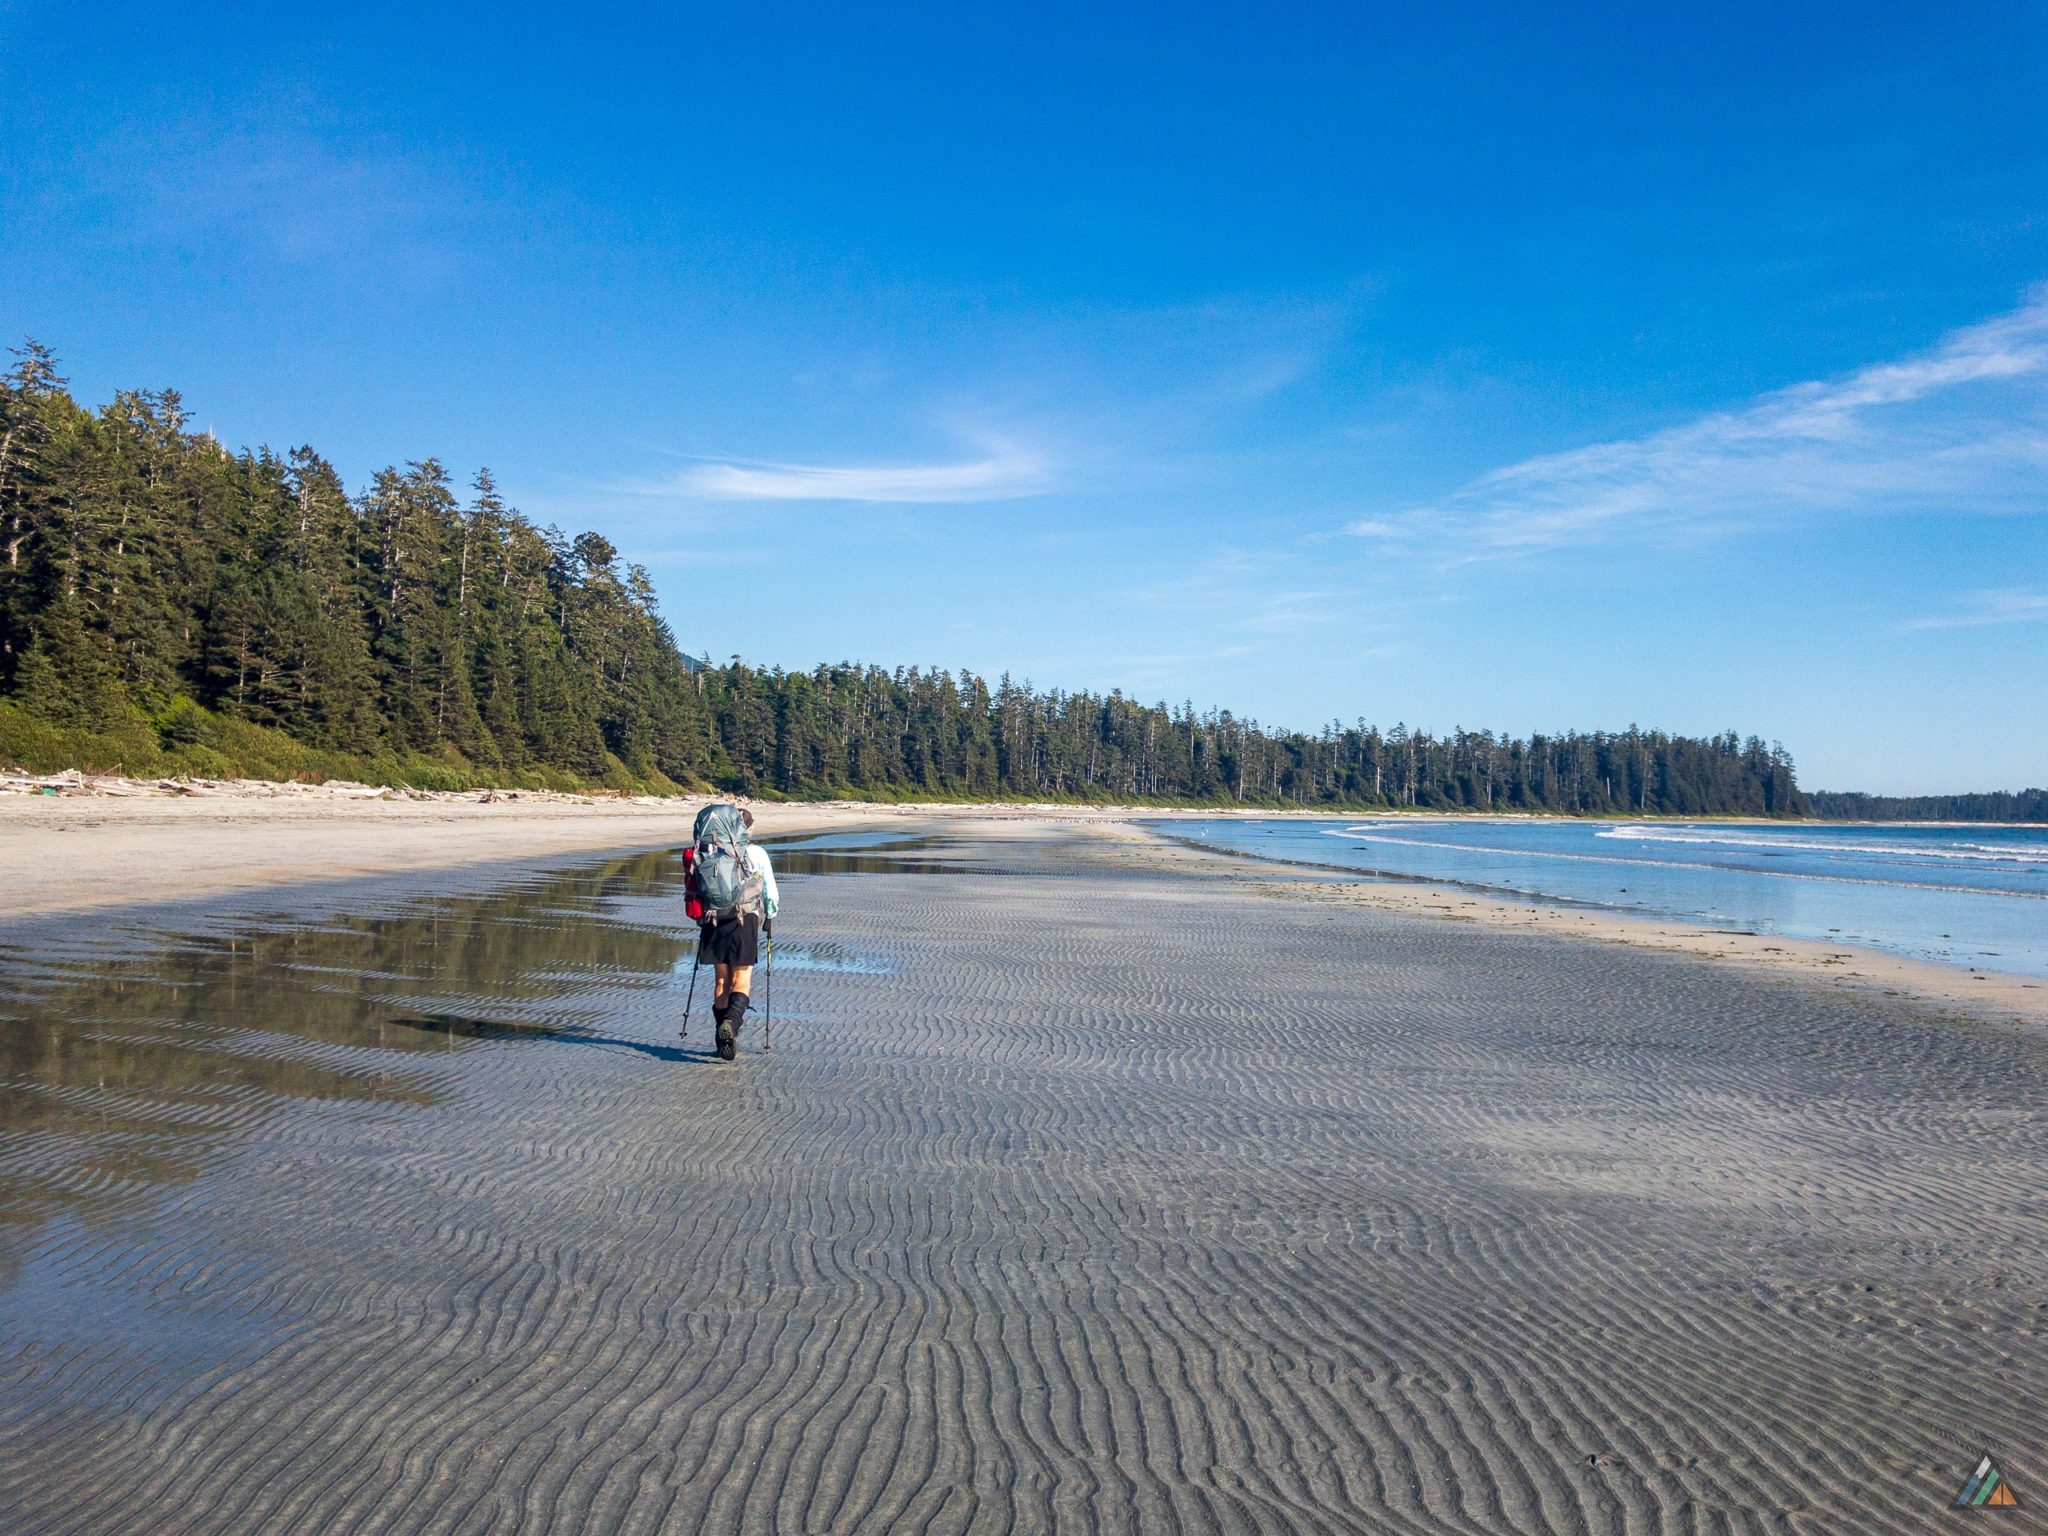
[1125,547,1354,642]
[1350,290,2048,557]
[640,439,1053,504]
[135,113,486,272]
[1342,518,1411,541]
[1903,587,2048,630]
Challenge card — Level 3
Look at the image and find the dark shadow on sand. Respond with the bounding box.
[388,1013,719,1065]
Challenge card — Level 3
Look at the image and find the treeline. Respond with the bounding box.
[0,345,1804,814]
[0,343,703,791]
[1805,789,2048,823]
[713,663,1805,815]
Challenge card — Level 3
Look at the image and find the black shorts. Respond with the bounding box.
[698,912,760,967]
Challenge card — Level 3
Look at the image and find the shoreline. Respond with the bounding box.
[0,792,1281,921]
[1084,821,2048,1030]
[7,791,2042,1030]
[8,768,2042,831]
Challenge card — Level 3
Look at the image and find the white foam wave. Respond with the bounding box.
[1289,823,2048,900]
[1597,824,2045,866]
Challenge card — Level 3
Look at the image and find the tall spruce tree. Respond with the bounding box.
[0,347,1812,814]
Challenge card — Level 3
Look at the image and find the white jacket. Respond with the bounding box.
[745,844,780,919]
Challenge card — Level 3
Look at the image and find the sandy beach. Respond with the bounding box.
[1,815,2043,1533]
[0,783,886,917]
[8,786,2043,1029]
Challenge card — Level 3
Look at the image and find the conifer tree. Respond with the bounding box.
[0,344,1813,814]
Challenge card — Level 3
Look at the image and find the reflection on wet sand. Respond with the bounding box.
[0,851,694,1291]
[0,830,983,1292]
[760,831,1000,875]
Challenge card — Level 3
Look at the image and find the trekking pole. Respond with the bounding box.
[682,954,701,1039]
[764,923,774,1052]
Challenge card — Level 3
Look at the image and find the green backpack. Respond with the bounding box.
[692,804,763,920]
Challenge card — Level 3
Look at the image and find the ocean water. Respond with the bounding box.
[1159,816,2048,979]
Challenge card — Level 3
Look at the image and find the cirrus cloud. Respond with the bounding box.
[1350,288,2048,558]
[665,441,1053,504]
[1903,587,2048,631]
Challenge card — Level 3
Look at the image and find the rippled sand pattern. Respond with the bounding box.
[2,834,2044,1533]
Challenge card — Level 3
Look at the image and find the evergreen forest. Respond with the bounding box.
[0,345,1808,815]
[1803,789,2048,823]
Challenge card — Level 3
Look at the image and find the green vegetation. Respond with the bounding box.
[1,343,691,795]
[0,343,1805,815]
[1804,788,2048,823]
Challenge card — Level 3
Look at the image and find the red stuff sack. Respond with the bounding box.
[682,847,704,921]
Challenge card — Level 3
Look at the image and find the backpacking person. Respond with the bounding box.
[687,803,779,1060]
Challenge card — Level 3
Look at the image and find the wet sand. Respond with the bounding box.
[1084,822,2048,1029]
[13,787,2041,1031]
[1,822,2044,1533]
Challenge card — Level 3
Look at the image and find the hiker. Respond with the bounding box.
[689,804,779,1060]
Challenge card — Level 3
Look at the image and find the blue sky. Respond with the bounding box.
[3,2,2044,793]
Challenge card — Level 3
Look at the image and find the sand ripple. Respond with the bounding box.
[1,837,2044,1532]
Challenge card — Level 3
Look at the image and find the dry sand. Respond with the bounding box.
[0,820,2043,1533]
[0,776,1203,918]
[0,784,873,916]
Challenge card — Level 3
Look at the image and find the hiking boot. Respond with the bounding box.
[720,992,750,1060]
